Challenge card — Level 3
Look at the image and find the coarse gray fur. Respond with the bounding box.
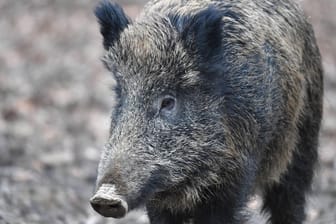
[92,0,323,223]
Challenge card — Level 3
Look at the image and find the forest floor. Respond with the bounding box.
[0,0,335,223]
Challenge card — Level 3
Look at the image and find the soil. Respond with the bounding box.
[0,0,335,223]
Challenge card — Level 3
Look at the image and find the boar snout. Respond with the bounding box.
[90,184,128,218]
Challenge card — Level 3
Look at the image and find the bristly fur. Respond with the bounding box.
[92,0,323,223]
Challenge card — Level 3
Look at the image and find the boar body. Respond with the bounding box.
[90,0,323,223]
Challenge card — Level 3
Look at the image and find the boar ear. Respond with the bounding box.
[95,0,131,50]
[172,7,223,58]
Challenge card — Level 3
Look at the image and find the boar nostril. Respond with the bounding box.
[90,184,128,218]
[90,195,128,218]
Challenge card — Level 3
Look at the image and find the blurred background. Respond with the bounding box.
[0,0,335,223]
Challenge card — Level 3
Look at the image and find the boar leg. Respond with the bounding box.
[262,117,318,224]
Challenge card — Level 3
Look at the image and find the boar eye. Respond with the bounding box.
[159,96,176,114]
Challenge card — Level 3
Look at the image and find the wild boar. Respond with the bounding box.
[90,0,323,223]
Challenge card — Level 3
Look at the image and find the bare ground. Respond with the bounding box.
[0,0,335,223]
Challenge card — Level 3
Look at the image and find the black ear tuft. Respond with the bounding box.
[171,7,223,58]
[95,0,131,50]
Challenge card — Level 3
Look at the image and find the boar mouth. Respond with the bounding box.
[90,167,179,218]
